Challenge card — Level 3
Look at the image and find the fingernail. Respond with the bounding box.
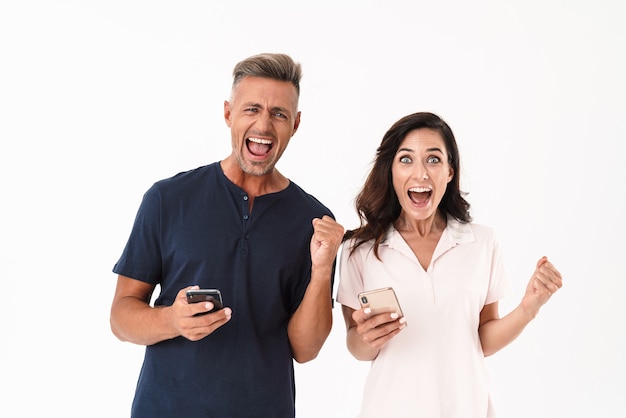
[364,308,371,314]
[390,313,399,319]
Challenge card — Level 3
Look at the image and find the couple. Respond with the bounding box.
[110,52,562,418]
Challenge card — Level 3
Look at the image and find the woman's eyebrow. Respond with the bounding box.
[396,147,444,154]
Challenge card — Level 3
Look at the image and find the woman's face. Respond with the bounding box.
[391,128,454,222]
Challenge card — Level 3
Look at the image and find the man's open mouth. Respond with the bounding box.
[247,137,273,156]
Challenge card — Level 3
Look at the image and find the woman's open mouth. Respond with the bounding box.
[408,186,432,205]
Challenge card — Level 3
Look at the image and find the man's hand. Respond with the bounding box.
[173,286,232,341]
[309,215,344,272]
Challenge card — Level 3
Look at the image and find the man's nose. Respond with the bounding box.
[255,110,273,130]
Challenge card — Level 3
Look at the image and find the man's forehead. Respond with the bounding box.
[232,77,299,108]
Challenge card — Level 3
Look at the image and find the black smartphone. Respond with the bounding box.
[186,289,224,315]
[358,287,403,317]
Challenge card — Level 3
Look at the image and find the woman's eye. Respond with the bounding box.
[427,156,441,164]
[400,156,412,164]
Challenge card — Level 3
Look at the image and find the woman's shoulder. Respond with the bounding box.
[447,218,499,243]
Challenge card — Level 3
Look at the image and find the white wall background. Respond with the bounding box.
[1,1,624,417]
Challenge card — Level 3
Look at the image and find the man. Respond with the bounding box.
[110,53,344,417]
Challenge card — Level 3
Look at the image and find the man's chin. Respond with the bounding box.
[242,161,273,177]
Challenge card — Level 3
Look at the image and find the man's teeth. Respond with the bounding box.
[409,187,432,193]
[248,137,272,144]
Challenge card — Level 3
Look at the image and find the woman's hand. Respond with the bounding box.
[521,256,563,318]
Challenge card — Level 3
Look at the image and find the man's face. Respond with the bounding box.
[224,76,301,176]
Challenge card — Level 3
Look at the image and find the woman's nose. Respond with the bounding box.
[415,164,429,181]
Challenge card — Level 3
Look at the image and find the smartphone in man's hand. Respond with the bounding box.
[186,289,224,315]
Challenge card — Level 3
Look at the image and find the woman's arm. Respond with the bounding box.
[342,304,406,361]
[479,256,563,356]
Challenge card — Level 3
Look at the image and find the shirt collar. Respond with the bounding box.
[383,217,475,249]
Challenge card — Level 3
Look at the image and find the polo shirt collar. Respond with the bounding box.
[383,217,476,261]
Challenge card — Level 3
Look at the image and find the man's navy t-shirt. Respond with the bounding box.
[113,162,335,417]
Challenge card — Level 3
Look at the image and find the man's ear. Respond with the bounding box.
[291,111,301,136]
[224,100,232,127]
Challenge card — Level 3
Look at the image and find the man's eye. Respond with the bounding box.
[274,112,286,119]
[245,108,258,113]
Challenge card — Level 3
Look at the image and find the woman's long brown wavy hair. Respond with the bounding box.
[344,112,472,260]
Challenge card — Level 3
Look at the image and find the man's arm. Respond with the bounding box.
[287,216,344,363]
[110,275,232,346]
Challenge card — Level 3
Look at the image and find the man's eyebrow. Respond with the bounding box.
[242,103,290,114]
[270,105,290,113]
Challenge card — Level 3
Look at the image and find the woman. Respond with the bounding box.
[336,112,562,417]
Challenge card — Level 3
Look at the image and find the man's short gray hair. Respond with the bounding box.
[231,53,302,97]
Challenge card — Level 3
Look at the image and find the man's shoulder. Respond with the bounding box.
[159,163,217,184]
[286,181,334,217]
[148,163,218,192]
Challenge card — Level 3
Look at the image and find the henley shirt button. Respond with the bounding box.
[243,215,249,220]
[243,195,249,201]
